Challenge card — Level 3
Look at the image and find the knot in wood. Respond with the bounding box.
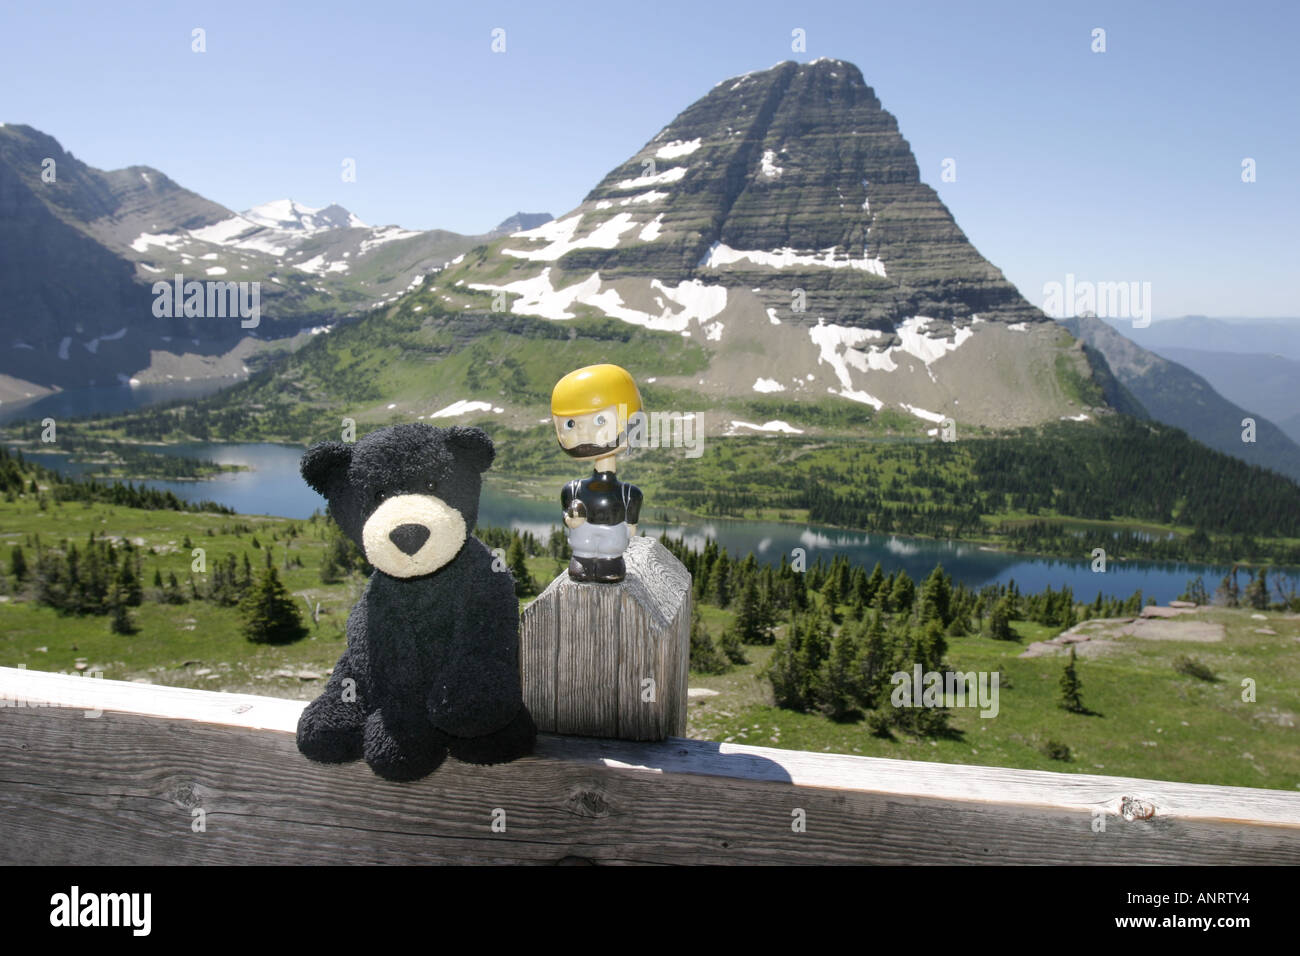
[168,780,205,810]
[1120,795,1156,821]
[567,787,611,818]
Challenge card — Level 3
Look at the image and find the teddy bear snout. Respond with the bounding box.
[389,523,431,555]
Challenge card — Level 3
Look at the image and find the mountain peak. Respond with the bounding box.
[491,211,553,237]
[439,58,1096,429]
[242,199,367,233]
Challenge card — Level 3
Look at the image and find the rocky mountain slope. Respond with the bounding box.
[1145,347,1300,444]
[432,58,1104,430]
[0,123,549,400]
[1062,315,1300,482]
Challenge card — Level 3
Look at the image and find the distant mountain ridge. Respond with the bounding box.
[1117,316,1300,362]
[0,124,521,400]
[1150,347,1300,442]
[1062,315,1300,482]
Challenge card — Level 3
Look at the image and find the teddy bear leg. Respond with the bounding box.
[446,706,537,766]
[362,709,448,782]
[297,654,366,763]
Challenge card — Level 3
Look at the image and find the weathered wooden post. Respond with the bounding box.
[521,535,690,740]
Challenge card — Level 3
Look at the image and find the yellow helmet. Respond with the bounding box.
[551,364,642,422]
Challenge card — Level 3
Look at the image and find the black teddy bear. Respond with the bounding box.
[296,423,536,781]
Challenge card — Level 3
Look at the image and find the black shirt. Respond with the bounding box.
[561,470,643,526]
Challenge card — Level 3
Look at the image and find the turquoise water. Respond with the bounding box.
[17,441,1253,603]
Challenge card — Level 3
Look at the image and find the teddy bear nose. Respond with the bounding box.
[389,524,430,555]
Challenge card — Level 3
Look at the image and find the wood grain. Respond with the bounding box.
[521,536,690,740]
[2,666,1299,865]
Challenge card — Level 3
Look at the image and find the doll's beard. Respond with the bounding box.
[563,432,624,460]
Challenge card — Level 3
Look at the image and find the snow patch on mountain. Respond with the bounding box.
[702,242,886,277]
[895,316,975,364]
[469,269,728,332]
[753,377,786,393]
[131,232,186,253]
[727,419,804,435]
[430,399,502,419]
[502,213,639,261]
[296,254,350,276]
[358,225,420,254]
[655,139,702,159]
[613,166,687,190]
[621,190,669,206]
[244,199,368,233]
[638,215,664,241]
[900,403,946,423]
[759,150,783,178]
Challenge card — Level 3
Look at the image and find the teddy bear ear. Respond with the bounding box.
[301,441,353,494]
[444,426,495,473]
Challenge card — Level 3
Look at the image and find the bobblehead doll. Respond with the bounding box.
[550,364,644,583]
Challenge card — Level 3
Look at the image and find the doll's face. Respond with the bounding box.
[553,404,626,461]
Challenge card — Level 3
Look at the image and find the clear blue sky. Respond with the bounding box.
[4,0,1297,318]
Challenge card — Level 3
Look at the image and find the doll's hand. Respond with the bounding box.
[564,500,586,528]
[628,524,638,537]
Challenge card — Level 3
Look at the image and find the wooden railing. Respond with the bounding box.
[2,665,1298,864]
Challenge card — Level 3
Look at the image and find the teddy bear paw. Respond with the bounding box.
[362,710,447,782]
[297,696,364,763]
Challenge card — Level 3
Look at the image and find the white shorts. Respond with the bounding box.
[568,520,630,559]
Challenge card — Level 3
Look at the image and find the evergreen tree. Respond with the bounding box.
[855,609,889,708]
[1059,646,1085,713]
[709,551,732,608]
[110,601,137,635]
[507,536,534,597]
[1179,576,1210,605]
[848,590,866,622]
[919,565,952,626]
[987,596,1016,641]
[1244,567,1269,610]
[764,625,806,710]
[889,570,916,615]
[1217,567,1240,608]
[239,566,307,644]
[116,559,142,607]
[734,576,766,643]
[819,624,862,720]
[688,603,729,674]
[864,562,885,607]
[796,610,832,706]
[718,624,748,665]
[320,551,342,584]
[9,545,27,583]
